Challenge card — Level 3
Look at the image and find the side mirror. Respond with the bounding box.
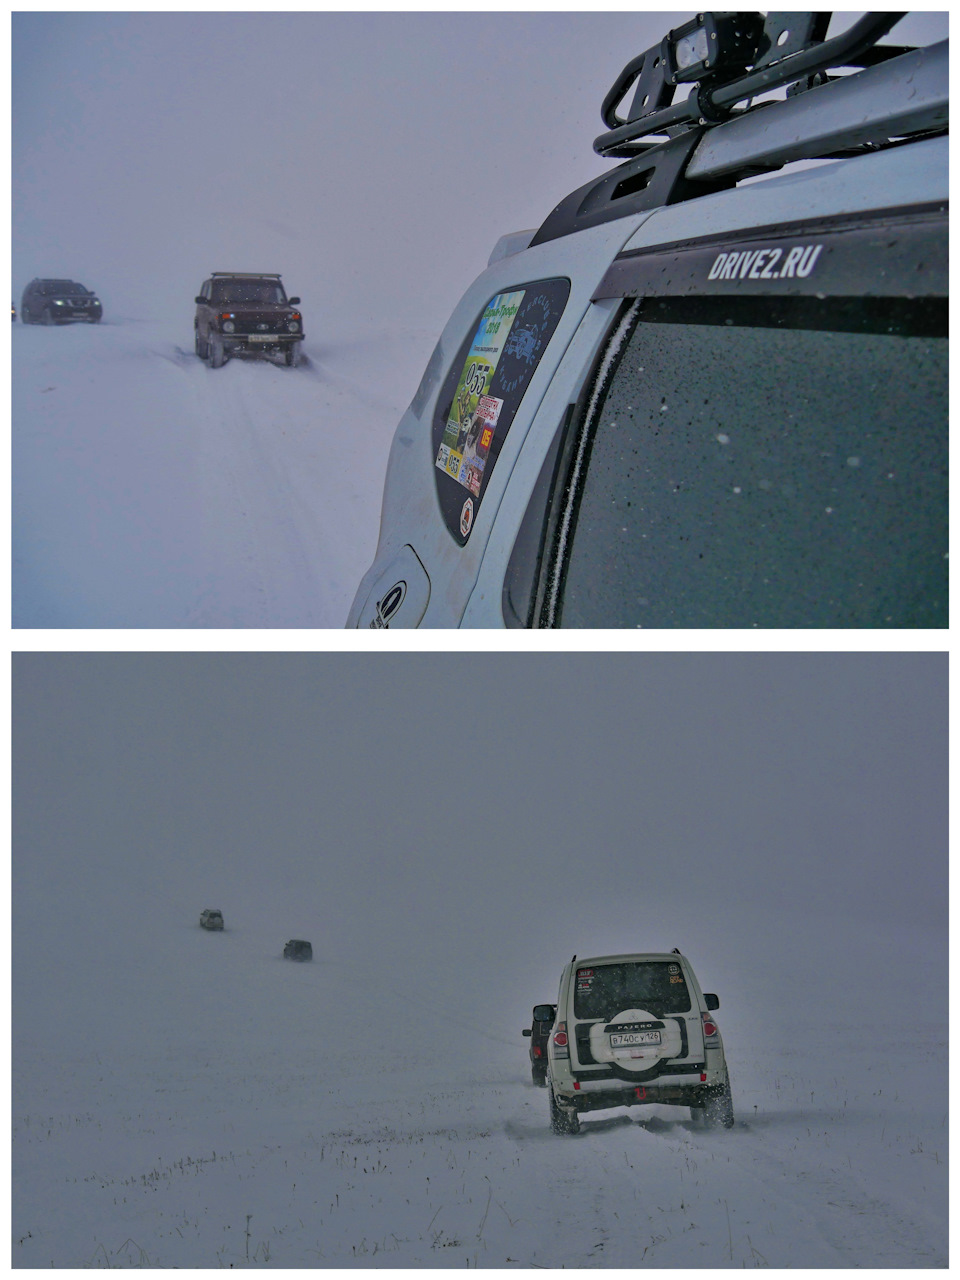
[288,296,301,306]
[195,296,206,305]
[522,1028,532,1037]
[704,993,720,1011]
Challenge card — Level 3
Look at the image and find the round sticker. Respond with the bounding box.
[669,963,680,974]
[460,497,474,538]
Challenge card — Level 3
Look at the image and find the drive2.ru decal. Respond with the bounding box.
[707,243,823,282]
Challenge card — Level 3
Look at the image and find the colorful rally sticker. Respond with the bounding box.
[435,291,524,491]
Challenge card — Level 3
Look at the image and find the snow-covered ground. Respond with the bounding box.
[13,653,948,1267]
[13,317,432,627]
[13,889,947,1268]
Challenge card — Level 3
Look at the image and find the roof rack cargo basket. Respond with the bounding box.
[531,12,946,246]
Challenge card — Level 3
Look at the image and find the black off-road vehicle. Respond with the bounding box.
[194,273,304,368]
[21,279,102,324]
[523,1003,557,1086]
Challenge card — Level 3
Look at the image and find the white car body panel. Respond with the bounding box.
[349,129,947,629]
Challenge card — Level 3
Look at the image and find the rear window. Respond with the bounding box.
[574,961,691,1020]
[522,207,947,628]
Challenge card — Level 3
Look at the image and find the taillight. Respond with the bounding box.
[702,1013,718,1038]
[552,1022,569,1058]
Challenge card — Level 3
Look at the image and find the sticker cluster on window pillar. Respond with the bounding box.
[435,290,525,496]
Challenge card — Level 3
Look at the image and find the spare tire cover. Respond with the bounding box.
[589,1008,683,1072]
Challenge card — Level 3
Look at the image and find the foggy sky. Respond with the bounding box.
[12,11,685,333]
[14,652,947,951]
[12,12,947,334]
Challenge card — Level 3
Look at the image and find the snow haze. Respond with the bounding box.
[12,652,948,1267]
[12,11,948,626]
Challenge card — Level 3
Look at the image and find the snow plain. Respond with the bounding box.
[13,871,947,1268]
[13,316,432,628]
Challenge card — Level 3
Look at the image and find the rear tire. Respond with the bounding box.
[532,1064,547,1088]
[549,1085,580,1135]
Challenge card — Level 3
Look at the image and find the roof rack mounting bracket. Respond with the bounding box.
[531,128,735,248]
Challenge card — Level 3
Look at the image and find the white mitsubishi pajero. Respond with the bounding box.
[547,951,733,1135]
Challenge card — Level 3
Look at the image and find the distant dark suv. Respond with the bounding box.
[522,1003,556,1086]
[21,279,102,325]
[194,273,304,368]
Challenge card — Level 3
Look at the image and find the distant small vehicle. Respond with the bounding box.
[522,1003,557,1086]
[283,939,313,961]
[12,301,16,322]
[199,909,224,930]
[20,278,102,324]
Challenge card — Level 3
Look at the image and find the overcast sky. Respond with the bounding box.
[12,11,684,332]
[14,652,947,960]
[12,11,947,334]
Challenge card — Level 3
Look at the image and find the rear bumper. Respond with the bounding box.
[570,1082,713,1113]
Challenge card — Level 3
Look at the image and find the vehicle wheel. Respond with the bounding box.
[703,1073,735,1129]
[41,307,54,325]
[548,1085,580,1135]
[532,1065,547,1088]
[195,327,208,359]
[689,1105,706,1126]
[284,343,300,368]
[208,333,225,368]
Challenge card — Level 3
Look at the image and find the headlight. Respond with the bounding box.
[287,320,300,333]
[54,299,65,305]
[222,320,235,333]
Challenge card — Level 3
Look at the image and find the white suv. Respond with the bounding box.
[348,13,946,628]
[546,951,733,1135]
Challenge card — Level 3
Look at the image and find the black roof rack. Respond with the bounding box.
[530,12,946,247]
[210,271,282,278]
[595,12,909,158]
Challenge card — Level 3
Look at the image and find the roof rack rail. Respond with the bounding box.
[530,12,946,247]
[210,271,282,278]
[595,12,909,158]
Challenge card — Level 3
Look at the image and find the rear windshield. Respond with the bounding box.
[211,280,285,304]
[556,294,946,627]
[574,961,691,1020]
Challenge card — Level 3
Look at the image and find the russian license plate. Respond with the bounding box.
[610,1030,661,1047]
[245,334,275,342]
